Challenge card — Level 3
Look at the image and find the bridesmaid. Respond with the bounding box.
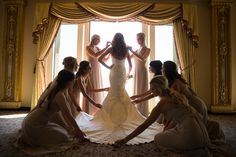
[73,61,109,114]
[130,60,162,102]
[17,70,87,156]
[85,34,110,114]
[129,33,150,117]
[38,57,81,129]
[115,76,210,156]
[37,56,80,112]
[162,60,225,143]
[149,60,162,76]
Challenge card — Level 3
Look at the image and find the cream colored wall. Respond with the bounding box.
[21,1,37,107]
[8,0,236,107]
[231,2,236,106]
[195,1,212,108]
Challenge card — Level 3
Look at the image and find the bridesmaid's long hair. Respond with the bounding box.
[111,33,127,59]
[76,61,90,78]
[163,61,187,87]
[46,70,75,109]
[150,60,162,76]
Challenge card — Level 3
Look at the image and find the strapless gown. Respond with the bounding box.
[75,57,163,145]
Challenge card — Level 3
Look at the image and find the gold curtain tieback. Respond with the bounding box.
[181,60,196,71]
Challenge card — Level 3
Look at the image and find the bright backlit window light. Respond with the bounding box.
[52,24,78,78]
[155,25,174,62]
[58,24,78,70]
[0,113,27,119]
[90,21,142,95]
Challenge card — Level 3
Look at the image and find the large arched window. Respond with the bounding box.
[51,21,177,112]
[31,3,198,109]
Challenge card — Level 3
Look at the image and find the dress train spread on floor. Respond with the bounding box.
[76,57,163,144]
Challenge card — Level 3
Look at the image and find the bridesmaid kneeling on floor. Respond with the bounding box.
[115,76,210,155]
[17,70,87,156]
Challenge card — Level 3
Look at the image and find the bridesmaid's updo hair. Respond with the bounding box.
[76,61,90,77]
[111,33,127,59]
[62,56,78,70]
[150,75,188,106]
[149,60,162,76]
[137,32,145,39]
[90,34,100,46]
[137,33,145,45]
[150,75,168,93]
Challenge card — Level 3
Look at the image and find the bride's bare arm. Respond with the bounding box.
[98,48,113,69]
[126,53,132,76]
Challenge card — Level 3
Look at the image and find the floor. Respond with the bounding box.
[0,109,235,157]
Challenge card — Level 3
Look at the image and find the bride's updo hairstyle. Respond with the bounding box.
[111,33,127,59]
[150,76,188,106]
[76,61,91,77]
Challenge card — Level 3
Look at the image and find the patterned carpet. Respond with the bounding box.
[0,110,235,157]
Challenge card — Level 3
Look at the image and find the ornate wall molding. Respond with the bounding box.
[0,0,25,108]
[210,0,235,112]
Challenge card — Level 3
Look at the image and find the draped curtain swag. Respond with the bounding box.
[78,3,153,20]
[137,4,182,24]
[31,2,199,109]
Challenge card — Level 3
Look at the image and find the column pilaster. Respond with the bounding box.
[0,0,25,108]
[210,0,236,112]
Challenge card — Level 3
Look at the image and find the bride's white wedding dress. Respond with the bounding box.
[76,57,163,144]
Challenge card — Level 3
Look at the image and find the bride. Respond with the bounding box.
[76,33,163,145]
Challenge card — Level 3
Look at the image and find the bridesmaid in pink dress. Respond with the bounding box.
[85,35,110,114]
[129,33,150,117]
